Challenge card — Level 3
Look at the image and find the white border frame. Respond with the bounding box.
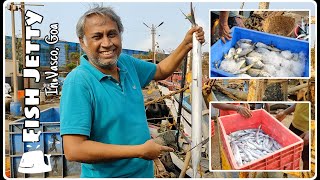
[209,101,311,172]
[208,9,312,80]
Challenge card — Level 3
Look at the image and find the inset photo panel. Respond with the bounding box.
[209,10,310,79]
[209,102,312,171]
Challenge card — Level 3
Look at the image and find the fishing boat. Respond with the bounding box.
[155,84,210,178]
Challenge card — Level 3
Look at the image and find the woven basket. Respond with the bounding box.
[262,15,295,36]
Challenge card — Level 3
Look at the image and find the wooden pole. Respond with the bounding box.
[258,2,270,9]
[282,80,288,101]
[179,145,191,178]
[287,83,308,94]
[11,3,18,102]
[21,2,29,89]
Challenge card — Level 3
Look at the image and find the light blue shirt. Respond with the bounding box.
[60,53,157,178]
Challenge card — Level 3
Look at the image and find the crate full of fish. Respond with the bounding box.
[218,109,304,170]
[210,27,309,78]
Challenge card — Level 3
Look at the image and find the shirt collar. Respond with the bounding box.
[80,54,128,81]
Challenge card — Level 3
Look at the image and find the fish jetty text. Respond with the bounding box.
[22,10,44,142]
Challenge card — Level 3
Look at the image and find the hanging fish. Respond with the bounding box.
[181,2,202,177]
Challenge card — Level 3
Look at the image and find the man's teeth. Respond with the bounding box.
[101,51,113,55]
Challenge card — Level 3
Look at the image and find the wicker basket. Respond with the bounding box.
[262,15,295,36]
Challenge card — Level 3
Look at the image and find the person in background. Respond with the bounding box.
[252,103,270,112]
[276,103,309,170]
[211,11,245,44]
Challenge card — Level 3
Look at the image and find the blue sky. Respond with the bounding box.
[4,1,316,53]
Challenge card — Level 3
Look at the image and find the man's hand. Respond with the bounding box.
[300,131,309,146]
[235,17,245,28]
[237,106,252,118]
[183,26,205,49]
[275,111,287,122]
[219,23,232,44]
[139,140,174,160]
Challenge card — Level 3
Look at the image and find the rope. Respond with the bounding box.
[144,85,190,106]
[145,79,216,106]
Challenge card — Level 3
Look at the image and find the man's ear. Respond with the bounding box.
[79,38,85,49]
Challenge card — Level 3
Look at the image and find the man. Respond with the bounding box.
[275,103,310,170]
[211,11,245,44]
[60,6,205,178]
[252,103,270,112]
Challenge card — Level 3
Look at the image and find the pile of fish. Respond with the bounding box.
[218,39,307,77]
[227,126,283,167]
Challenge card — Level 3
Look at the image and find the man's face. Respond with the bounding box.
[80,14,122,69]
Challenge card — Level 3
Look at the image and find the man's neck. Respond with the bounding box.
[90,62,120,82]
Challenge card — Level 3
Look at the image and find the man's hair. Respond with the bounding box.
[76,6,124,39]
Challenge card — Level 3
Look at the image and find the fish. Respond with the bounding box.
[231,142,243,166]
[187,2,202,177]
[245,56,264,69]
[235,47,254,58]
[247,69,271,77]
[234,61,257,74]
[236,42,253,49]
[238,39,252,44]
[247,51,263,59]
[255,47,270,54]
[224,48,236,59]
[219,59,246,74]
[217,39,307,77]
[255,42,281,52]
[237,74,252,78]
[228,127,283,167]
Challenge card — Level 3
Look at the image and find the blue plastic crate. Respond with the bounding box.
[8,107,81,178]
[210,27,310,78]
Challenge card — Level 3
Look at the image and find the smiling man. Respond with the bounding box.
[60,6,205,178]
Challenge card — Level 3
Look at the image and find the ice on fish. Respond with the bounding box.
[217,39,307,77]
[219,59,246,73]
[237,74,251,78]
[245,57,264,69]
[281,50,293,59]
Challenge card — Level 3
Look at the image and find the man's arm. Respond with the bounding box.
[275,104,296,122]
[219,11,232,43]
[153,26,205,81]
[264,103,270,112]
[63,135,174,163]
[212,103,252,118]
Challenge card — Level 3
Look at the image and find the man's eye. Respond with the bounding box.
[92,36,101,39]
[109,32,118,38]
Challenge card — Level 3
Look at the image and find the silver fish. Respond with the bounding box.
[247,69,271,77]
[255,42,281,52]
[231,142,243,166]
[228,127,283,167]
[235,47,255,58]
[245,56,264,69]
[238,39,252,44]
